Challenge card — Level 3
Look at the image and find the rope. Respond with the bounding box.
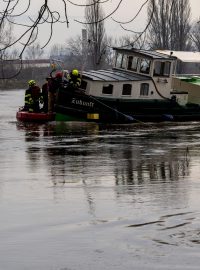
[88,94,133,121]
[88,95,160,127]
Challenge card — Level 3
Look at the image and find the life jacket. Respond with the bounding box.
[24,86,41,112]
[67,73,81,87]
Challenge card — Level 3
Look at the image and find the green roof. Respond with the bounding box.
[177,76,200,86]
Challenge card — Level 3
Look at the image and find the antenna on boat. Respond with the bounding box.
[49,59,64,77]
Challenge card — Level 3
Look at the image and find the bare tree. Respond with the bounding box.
[0,0,156,77]
[25,42,44,60]
[0,20,14,64]
[49,44,66,59]
[85,0,107,69]
[22,42,44,79]
[66,36,83,57]
[0,21,13,50]
[114,34,148,49]
[0,20,23,79]
[62,35,84,70]
[147,0,192,50]
[66,32,148,71]
[66,33,114,70]
[0,0,126,58]
[191,19,200,51]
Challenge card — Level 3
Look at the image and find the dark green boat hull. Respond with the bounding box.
[55,88,200,123]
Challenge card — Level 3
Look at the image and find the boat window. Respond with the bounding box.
[139,58,151,74]
[102,84,113,95]
[153,61,171,77]
[140,83,149,96]
[115,53,123,68]
[122,84,132,95]
[121,55,127,69]
[80,80,87,90]
[163,61,171,76]
[128,56,139,71]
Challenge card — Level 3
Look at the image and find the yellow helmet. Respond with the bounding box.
[72,69,79,76]
[28,80,36,87]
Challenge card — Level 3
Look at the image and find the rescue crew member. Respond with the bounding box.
[41,77,51,113]
[24,80,42,112]
[67,69,81,89]
[48,72,63,112]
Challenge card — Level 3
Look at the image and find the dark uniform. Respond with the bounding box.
[24,80,42,112]
[41,78,51,113]
[48,73,63,112]
[67,69,81,89]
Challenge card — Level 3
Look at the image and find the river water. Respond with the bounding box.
[1,89,200,269]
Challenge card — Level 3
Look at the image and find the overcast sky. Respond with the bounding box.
[11,0,200,49]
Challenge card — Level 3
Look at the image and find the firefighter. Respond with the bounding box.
[24,80,42,112]
[48,72,63,112]
[67,69,81,89]
[41,77,51,113]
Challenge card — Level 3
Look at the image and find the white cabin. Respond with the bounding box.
[81,47,188,104]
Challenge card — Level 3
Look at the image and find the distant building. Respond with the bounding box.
[22,59,51,68]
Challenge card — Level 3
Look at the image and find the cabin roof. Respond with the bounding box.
[113,47,177,61]
[82,69,150,82]
[157,50,200,63]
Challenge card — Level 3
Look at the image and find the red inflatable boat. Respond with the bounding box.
[16,110,55,122]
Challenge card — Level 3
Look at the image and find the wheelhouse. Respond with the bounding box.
[113,47,176,78]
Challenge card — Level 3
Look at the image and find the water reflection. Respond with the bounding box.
[15,121,198,230]
[16,121,194,188]
[113,142,190,186]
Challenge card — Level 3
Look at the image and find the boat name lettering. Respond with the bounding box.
[71,98,94,107]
